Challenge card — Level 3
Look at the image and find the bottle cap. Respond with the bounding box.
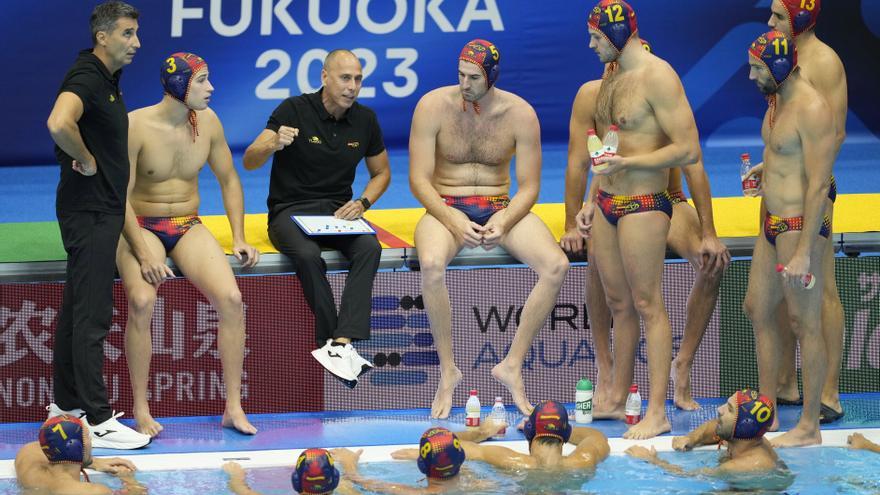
[577,378,593,391]
[587,129,597,136]
[609,124,619,132]
[741,152,750,161]
[495,396,503,402]
[629,384,638,393]
[469,389,477,396]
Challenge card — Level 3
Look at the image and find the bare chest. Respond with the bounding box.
[138,128,210,182]
[595,73,651,129]
[763,111,802,158]
[436,111,515,166]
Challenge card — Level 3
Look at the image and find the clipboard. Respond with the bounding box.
[292,215,376,235]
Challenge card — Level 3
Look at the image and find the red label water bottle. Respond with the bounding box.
[624,384,641,425]
[465,389,481,427]
[740,153,760,197]
[587,129,606,172]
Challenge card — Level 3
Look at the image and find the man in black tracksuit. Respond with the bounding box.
[45,1,149,450]
[243,50,391,387]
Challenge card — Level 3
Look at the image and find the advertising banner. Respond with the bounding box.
[325,264,721,411]
[1,1,877,164]
[4,256,877,423]
[0,276,321,423]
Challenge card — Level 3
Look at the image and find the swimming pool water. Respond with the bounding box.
[2,447,878,494]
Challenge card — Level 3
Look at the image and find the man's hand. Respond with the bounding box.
[448,214,485,249]
[334,200,366,220]
[72,158,96,176]
[90,457,136,475]
[222,461,245,478]
[781,253,811,289]
[481,212,507,251]
[114,465,148,495]
[274,126,299,151]
[846,433,880,454]
[576,202,595,238]
[698,235,730,274]
[140,260,175,286]
[478,417,508,441]
[592,154,628,175]
[625,445,659,461]
[672,436,694,452]
[233,241,260,268]
[390,448,419,460]
[456,417,509,442]
[560,227,586,254]
[116,481,148,495]
[329,448,363,470]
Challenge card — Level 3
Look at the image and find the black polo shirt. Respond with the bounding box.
[54,50,130,214]
[265,89,385,220]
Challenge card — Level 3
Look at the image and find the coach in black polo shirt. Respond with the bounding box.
[244,50,391,387]
[45,1,150,449]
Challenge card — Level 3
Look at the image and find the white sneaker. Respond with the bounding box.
[311,340,359,388]
[349,346,374,378]
[46,403,87,423]
[89,411,151,450]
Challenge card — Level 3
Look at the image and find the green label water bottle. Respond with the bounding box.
[575,378,593,423]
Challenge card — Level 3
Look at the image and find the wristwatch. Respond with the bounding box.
[356,197,372,210]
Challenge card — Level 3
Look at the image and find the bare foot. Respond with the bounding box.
[431,367,462,419]
[491,360,532,416]
[591,401,625,421]
[623,413,671,440]
[672,357,700,411]
[222,408,257,435]
[771,425,822,448]
[134,410,163,437]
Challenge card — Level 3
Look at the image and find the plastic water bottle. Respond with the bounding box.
[465,389,481,428]
[625,384,641,425]
[575,378,593,424]
[491,397,506,439]
[602,125,619,158]
[776,263,816,289]
[740,153,760,197]
[587,129,606,172]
